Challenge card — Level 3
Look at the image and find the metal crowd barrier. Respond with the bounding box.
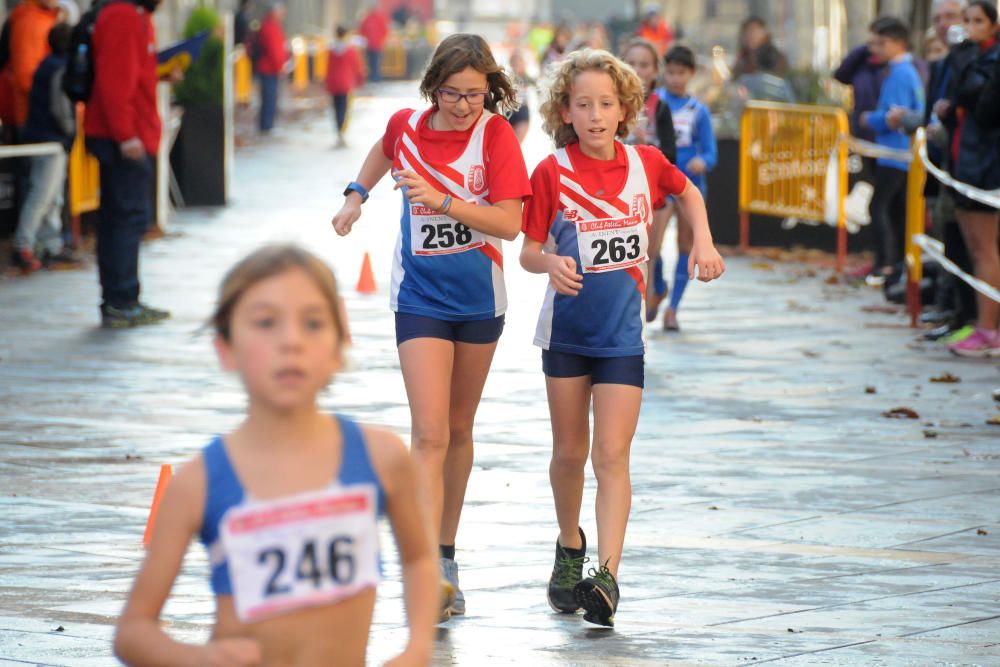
[849,129,1000,326]
[738,101,851,272]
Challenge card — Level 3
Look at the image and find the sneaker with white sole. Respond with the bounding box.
[948,327,1000,358]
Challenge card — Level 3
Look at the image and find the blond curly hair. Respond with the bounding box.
[540,49,645,148]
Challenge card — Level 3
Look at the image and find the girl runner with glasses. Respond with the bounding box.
[331,33,531,622]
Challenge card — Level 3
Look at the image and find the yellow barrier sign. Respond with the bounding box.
[738,102,850,271]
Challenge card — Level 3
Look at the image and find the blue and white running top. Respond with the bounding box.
[534,143,653,357]
[390,108,506,321]
[199,415,386,599]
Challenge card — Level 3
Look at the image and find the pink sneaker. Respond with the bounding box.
[948,328,1000,358]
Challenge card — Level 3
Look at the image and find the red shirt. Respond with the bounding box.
[84,3,161,155]
[255,16,288,76]
[522,142,687,242]
[325,44,364,95]
[381,108,532,204]
[359,9,389,52]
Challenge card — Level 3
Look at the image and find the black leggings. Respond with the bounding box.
[869,165,908,270]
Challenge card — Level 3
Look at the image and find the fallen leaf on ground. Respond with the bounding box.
[986,415,1000,426]
[923,430,938,439]
[883,407,920,419]
[751,262,774,271]
[824,274,840,285]
[865,386,877,394]
[708,506,720,510]
[862,305,901,314]
[977,528,989,535]
[929,372,961,383]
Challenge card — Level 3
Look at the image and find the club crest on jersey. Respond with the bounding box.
[632,194,650,224]
[467,164,487,195]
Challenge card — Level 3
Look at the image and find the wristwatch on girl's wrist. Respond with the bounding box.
[343,181,370,203]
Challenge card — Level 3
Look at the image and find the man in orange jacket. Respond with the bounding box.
[4,0,60,132]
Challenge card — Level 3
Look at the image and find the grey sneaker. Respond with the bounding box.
[441,557,465,615]
[101,303,171,329]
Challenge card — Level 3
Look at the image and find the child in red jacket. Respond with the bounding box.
[325,25,365,148]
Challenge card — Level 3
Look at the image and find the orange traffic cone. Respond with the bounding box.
[143,464,173,546]
[356,252,376,294]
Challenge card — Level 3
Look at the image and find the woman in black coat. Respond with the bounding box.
[933,1,1000,356]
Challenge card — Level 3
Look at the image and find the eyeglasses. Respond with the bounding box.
[437,88,489,105]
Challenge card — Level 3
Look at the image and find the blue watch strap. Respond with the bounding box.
[344,181,370,203]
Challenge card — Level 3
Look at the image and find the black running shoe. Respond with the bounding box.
[574,562,619,627]
[547,528,587,613]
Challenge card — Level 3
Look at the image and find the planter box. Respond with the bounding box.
[707,137,875,252]
[170,104,227,206]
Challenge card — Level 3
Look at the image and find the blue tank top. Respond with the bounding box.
[198,415,386,596]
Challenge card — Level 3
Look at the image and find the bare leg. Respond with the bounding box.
[439,340,499,546]
[956,209,1000,330]
[398,338,455,545]
[545,374,592,550]
[590,382,642,577]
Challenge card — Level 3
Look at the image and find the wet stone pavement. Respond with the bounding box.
[1,82,999,666]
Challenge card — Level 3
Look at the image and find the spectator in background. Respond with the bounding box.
[636,4,673,55]
[655,45,718,332]
[85,0,173,328]
[256,1,288,134]
[505,49,531,143]
[732,16,787,79]
[860,16,925,286]
[325,24,364,149]
[737,43,795,102]
[834,32,888,148]
[359,3,389,83]
[887,0,972,337]
[925,30,948,62]
[12,22,76,273]
[4,0,60,134]
[934,0,1000,357]
[233,0,251,47]
[541,24,572,69]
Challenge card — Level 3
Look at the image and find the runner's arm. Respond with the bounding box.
[114,459,262,666]
[392,167,523,241]
[366,427,436,666]
[348,140,394,203]
[332,141,393,235]
[520,237,582,296]
[673,181,724,282]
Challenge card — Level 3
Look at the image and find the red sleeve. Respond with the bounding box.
[381,108,414,159]
[637,145,687,200]
[483,116,531,204]
[93,7,141,143]
[521,156,559,242]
